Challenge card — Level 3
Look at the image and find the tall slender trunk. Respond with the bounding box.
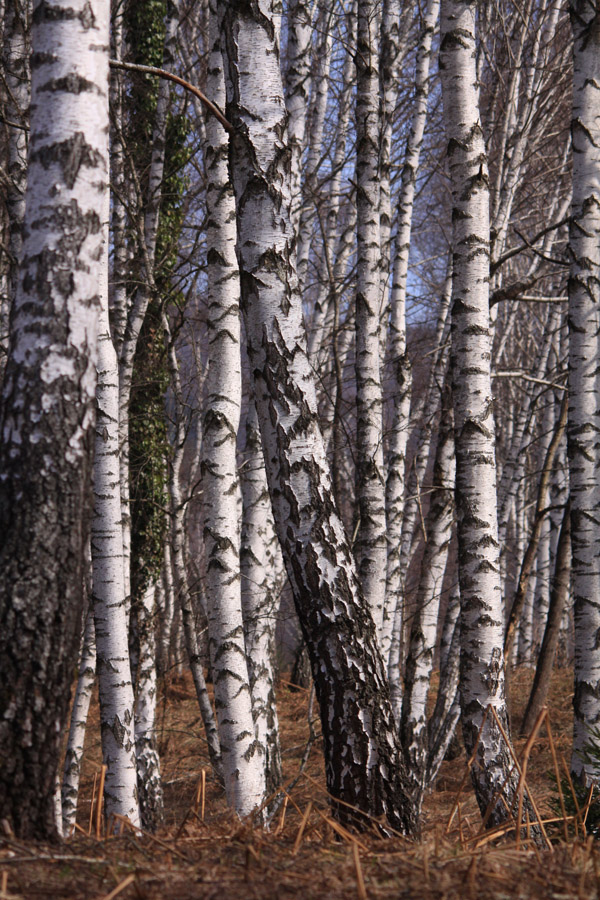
[164,317,223,779]
[202,0,266,816]
[354,0,387,637]
[134,580,163,831]
[284,0,313,234]
[440,0,523,827]
[240,399,284,796]
[61,609,96,835]
[521,499,571,736]
[401,384,455,809]
[382,0,440,664]
[118,2,179,614]
[0,0,108,839]
[220,0,416,835]
[92,188,140,829]
[568,1,600,784]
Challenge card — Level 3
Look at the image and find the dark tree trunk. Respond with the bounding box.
[520,500,571,736]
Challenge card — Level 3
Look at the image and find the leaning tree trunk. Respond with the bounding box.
[568,1,600,784]
[0,0,108,840]
[220,0,416,835]
[440,0,524,829]
[202,0,266,816]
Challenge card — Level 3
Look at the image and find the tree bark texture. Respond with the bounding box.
[220,0,416,835]
[240,399,284,796]
[568,0,600,783]
[440,0,522,828]
[354,0,387,639]
[0,0,108,840]
[382,0,439,664]
[202,0,266,816]
[61,609,96,834]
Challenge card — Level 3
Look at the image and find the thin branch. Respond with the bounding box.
[109,59,233,133]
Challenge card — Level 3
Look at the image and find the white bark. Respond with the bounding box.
[354,0,386,637]
[0,0,108,838]
[381,0,439,663]
[295,0,333,291]
[240,399,284,795]
[568,0,600,784]
[400,385,455,807]
[284,0,314,233]
[202,0,266,816]
[440,0,522,827]
[92,185,140,829]
[220,0,416,834]
[61,609,96,834]
[134,580,163,831]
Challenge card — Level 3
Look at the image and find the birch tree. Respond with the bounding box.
[568,0,600,784]
[440,0,525,826]
[354,0,387,638]
[202,0,266,815]
[220,0,416,835]
[0,0,108,839]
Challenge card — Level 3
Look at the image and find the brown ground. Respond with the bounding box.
[1,666,598,900]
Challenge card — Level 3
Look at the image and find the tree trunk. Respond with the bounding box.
[568,1,600,784]
[0,0,108,840]
[521,499,571,736]
[134,580,163,831]
[440,0,523,828]
[382,0,440,665]
[202,0,266,816]
[401,383,455,809]
[61,609,96,835]
[354,0,387,638]
[240,399,284,796]
[220,0,416,835]
[92,188,140,829]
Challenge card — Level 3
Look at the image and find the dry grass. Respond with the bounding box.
[1,666,597,900]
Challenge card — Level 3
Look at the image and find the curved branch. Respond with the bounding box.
[109,59,233,133]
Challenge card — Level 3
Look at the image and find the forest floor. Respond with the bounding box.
[1,666,598,899]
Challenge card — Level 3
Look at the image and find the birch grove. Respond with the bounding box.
[0,0,592,843]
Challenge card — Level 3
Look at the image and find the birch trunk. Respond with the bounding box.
[354,0,387,637]
[240,399,284,796]
[92,187,140,829]
[568,1,600,784]
[382,0,440,663]
[220,0,416,835]
[202,0,266,816]
[400,385,455,808]
[0,0,108,839]
[284,0,313,233]
[134,580,163,831]
[61,610,96,835]
[164,318,223,780]
[440,0,523,827]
